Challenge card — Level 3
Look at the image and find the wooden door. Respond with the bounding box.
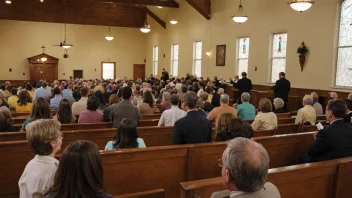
[73,70,83,79]
[44,64,57,83]
[30,64,57,83]
[133,64,145,81]
[31,64,45,82]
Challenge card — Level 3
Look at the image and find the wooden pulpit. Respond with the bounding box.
[27,53,59,83]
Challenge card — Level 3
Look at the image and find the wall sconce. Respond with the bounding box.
[23,73,25,75]
[94,69,97,72]
[9,68,12,72]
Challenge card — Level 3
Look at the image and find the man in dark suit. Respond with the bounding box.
[305,100,352,162]
[272,72,290,111]
[161,68,169,81]
[231,72,252,104]
[172,92,212,144]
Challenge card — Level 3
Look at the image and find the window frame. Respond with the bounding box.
[171,44,179,77]
[236,37,250,77]
[152,46,159,76]
[192,41,203,77]
[269,32,288,83]
[101,62,116,80]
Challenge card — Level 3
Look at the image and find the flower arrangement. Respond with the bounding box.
[297,42,308,55]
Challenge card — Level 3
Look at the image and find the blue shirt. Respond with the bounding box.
[62,89,73,97]
[33,87,51,101]
[50,95,63,110]
[104,138,146,150]
[236,102,256,120]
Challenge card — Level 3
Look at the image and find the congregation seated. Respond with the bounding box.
[158,94,186,127]
[110,86,141,128]
[329,92,338,100]
[303,99,352,163]
[206,87,213,103]
[311,92,323,115]
[72,87,89,116]
[236,92,255,120]
[211,138,281,198]
[207,94,237,122]
[132,86,143,106]
[251,98,277,130]
[50,87,63,111]
[177,85,187,103]
[33,82,51,102]
[103,94,120,122]
[294,95,316,125]
[0,110,14,132]
[25,84,35,99]
[172,91,212,144]
[0,93,10,112]
[343,99,352,123]
[45,140,113,198]
[105,118,146,150]
[8,88,18,110]
[215,114,253,142]
[16,90,32,113]
[200,92,214,113]
[22,97,52,131]
[78,95,103,123]
[138,90,155,114]
[211,87,224,107]
[19,119,62,197]
[161,92,172,113]
[94,90,107,111]
[273,98,286,114]
[53,99,76,124]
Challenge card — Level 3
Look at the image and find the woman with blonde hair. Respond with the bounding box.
[251,98,278,130]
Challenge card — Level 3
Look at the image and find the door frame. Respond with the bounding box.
[73,69,84,79]
[101,62,116,80]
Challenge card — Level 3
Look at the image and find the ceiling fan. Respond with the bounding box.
[54,2,73,49]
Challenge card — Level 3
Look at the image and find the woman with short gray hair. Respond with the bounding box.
[295,95,317,125]
[273,98,286,114]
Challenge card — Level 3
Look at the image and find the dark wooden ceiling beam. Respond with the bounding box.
[146,8,166,29]
[94,0,179,8]
[185,0,211,20]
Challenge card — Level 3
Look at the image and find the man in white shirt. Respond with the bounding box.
[72,87,89,115]
[158,94,186,126]
[19,119,62,198]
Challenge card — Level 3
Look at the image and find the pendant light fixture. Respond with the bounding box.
[53,4,73,49]
[105,27,114,41]
[140,6,151,33]
[5,0,11,4]
[170,8,178,25]
[231,0,249,24]
[289,0,314,12]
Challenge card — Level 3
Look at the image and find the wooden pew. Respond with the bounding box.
[180,157,352,198]
[186,132,315,181]
[137,119,159,127]
[116,189,165,198]
[13,122,115,132]
[275,124,300,135]
[141,114,162,120]
[0,126,174,149]
[102,146,188,198]
[277,117,295,125]
[276,113,291,119]
[252,129,276,137]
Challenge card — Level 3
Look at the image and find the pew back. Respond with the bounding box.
[116,189,165,198]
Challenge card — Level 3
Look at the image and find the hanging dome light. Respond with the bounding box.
[170,8,178,25]
[5,0,11,4]
[105,27,114,41]
[289,0,314,12]
[140,6,151,33]
[231,0,249,24]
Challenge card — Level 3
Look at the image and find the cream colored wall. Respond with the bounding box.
[0,20,146,80]
[146,0,342,91]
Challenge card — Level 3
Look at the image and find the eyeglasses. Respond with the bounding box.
[218,158,224,168]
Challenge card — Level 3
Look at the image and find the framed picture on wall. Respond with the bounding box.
[216,45,226,66]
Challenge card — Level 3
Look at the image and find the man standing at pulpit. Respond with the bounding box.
[230,72,252,104]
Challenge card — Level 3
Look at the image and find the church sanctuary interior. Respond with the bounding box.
[1,0,352,198]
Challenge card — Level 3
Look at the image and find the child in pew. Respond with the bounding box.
[19,119,62,198]
[45,140,113,198]
[105,118,146,150]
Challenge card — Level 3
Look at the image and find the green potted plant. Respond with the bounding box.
[297,42,308,71]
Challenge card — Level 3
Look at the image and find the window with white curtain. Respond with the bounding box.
[193,41,202,77]
[335,0,352,87]
[153,46,158,76]
[270,33,288,82]
[237,37,250,76]
[171,44,179,77]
